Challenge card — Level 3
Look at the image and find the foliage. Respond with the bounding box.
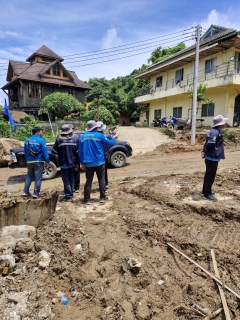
[148,42,186,65]
[13,115,39,141]
[156,127,175,139]
[188,84,214,105]
[222,130,238,143]
[83,106,115,125]
[0,115,11,138]
[39,92,85,119]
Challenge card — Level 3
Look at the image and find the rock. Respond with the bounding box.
[74,244,82,251]
[126,258,142,272]
[0,254,15,267]
[38,305,52,319]
[52,298,58,304]
[6,291,30,304]
[0,225,36,239]
[0,138,23,167]
[38,250,51,269]
[15,238,34,253]
[0,236,17,252]
[9,311,21,320]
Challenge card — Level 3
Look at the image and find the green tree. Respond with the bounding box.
[39,92,85,119]
[148,42,186,65]
[188,83,214,105]
[83,106,115,125]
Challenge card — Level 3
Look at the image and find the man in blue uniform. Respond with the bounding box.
[52,124,79,202]
[23,127,50,198]
[201,115,228,201]
[79,120,115,204]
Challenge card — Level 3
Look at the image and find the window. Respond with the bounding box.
[154,109,161,118]
[45,69,50,75]
[201,104,215,117]
[62,72,68,78]
[29,83,41,99]
[175,69,184,84]
[205,58,217,74]
[66,88,75,97]
[53,64,60,76]
[156,76,162,88]
[173,107,182,118]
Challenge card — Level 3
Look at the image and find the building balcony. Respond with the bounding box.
[135,62,239,104]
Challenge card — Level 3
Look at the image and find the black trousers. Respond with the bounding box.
[84,164,105,201]
[74,167,80,190]
[202,159,218,196]
[105,159,108,186]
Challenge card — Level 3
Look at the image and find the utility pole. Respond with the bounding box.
[191,24,201,146]
[97,97,100,121]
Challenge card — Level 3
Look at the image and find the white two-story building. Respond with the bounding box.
[135,25,240,126]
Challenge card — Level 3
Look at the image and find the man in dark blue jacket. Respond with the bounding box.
[52,124,79,202]
[201,115,228,201]
[23,127,50,198]
[79,120,115,204]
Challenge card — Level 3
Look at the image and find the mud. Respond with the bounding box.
[1,165,240,319]
[1,128,240,319]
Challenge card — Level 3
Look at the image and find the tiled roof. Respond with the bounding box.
[2,61,91,90]
[26,45,64,62]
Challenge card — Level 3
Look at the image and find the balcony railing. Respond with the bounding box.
[135,62,238,97]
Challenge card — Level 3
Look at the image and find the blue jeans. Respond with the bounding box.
[61,167,75,199]
[23,162,44,196]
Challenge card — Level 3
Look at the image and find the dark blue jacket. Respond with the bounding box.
[24,135,50,163]
[203,127,225,160]
[52,136,79,168]
[79,131,115,165]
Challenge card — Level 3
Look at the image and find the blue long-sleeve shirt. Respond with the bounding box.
[79,131,115,167]
[203,127,225,161]
[24,135,50,163]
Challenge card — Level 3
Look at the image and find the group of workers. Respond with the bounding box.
[22,120,116,204]
[22,114,227,204]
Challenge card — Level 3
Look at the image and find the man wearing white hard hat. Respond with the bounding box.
[201,115,228,201]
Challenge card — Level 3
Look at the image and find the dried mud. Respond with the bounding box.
[1,163,240,319]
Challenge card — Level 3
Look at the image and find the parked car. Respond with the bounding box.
[8,132,132,180]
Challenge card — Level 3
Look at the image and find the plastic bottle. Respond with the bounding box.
[2,262,10,277]
[60,293,68,305]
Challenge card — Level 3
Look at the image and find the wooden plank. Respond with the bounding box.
[167,243,240,300]
[211,249,231,320]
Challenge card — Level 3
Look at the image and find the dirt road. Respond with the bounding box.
[1,128,240,319]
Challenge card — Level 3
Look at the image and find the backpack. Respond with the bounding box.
[27,140,42,157]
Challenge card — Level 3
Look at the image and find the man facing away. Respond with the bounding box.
[52,124,79,202]
[23,127,50,198]
[201,115,228,202]
[79,120,115,204]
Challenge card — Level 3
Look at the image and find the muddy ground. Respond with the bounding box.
[1,128,240,319]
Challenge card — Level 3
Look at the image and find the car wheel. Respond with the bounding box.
[110,151,127,168]
[42,161,57,180]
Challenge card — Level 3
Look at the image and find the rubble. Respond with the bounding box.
[38,250,51,269]
[0,225,36,239]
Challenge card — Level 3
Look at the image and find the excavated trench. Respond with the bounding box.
[0,191,58,228]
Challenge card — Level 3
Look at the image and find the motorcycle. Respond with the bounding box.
[153,117,162,127]
[233,112,240,127]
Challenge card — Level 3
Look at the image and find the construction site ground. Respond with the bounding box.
[1,126,240,319]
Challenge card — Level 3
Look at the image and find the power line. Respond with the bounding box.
[0,27,196,67]
[0,35,194,73]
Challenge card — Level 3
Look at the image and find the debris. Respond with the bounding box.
[203,308,223,320]
[38,250,51,269]
[38,305,52,319]
[15,238,34,253]
[0,254,15,267]
[74,244,82,251]
[167,243,240,299]
[52,298,58,304]
[158,280,164,286]
[126,258,142,271]
[60,293,68,305]
[2,262,10,276]
[0,225,36,239]
[211,249,231,320]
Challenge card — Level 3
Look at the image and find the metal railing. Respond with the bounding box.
[135,62,237,97]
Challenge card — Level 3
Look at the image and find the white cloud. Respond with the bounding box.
[101,28,122,49]
[0,30,20,39]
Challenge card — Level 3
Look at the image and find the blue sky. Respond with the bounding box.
[1,0,240,105]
